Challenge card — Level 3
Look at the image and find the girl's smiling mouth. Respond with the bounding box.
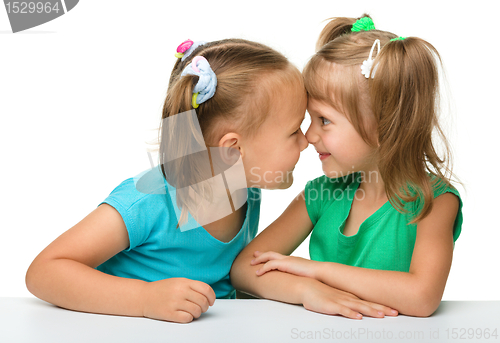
[318,152,331,160]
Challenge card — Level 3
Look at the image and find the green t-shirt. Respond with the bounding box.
[305,172,463,272]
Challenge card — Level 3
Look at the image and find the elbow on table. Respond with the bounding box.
[404,289,442,317]
[25,256,53,299]
[25,261,41,297]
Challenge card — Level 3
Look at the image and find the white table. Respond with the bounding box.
[1,298,499,342]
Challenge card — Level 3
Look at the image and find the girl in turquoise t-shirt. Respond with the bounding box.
[26,38,317,323]
[231,15,463,319]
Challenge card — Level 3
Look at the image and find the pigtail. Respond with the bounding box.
[316,14,372,51]
[159,73,212,227]
[371,37,455,224]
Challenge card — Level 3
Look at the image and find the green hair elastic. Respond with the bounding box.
[351,17,376,32]
[390,36,407,41]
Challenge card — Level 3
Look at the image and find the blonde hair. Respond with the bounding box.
[303,14,462,224]
[152,39,303,226]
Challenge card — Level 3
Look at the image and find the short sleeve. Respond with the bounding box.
[432,180,463,243]
[411,176,464,243]
[98,177,171,251]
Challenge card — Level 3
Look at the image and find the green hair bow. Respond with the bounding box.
[351,17,375,32]
[390,36,407,41]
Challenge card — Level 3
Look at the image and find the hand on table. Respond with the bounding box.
[142,277,216,323]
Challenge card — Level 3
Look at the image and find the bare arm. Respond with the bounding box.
[26,203,146,316]
[231,192,313,302]
[26,203,215,323]
[253,192,459,317]
[230,191,397,319]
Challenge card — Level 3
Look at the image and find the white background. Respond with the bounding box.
[1,0,498,300]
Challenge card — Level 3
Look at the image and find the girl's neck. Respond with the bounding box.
[356,168,387,203]
[188,185,248,243]
[202,202,247,243]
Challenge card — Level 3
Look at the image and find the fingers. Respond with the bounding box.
[304,301,363,320]
[308,299,391,320]
[185,287,211,313]
[329,289,398,316]
[173,310,195,323]
[329,299,398,319]
[255,260,280,276]
[364,301,399,316]
[251,251,284,265]
[178,300,203,320]
[302,283,396,320]
[342,300,388,318]
[176,281,214,322]
[188,280,216,306]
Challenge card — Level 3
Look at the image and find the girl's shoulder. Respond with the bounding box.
[428,173,460,199]
[102,167,172,211]
[99,168,176,252]
[417,173,464,242]
[403,172,462,208]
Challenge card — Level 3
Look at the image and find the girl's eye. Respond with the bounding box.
[320,117,331,125]
[291,128,300,135]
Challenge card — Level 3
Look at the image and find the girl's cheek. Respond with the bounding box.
[324,132,339,146]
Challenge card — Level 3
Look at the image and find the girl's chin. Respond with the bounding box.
[322,164,338,177]
[323,169,360,180]
[246,170,294,189]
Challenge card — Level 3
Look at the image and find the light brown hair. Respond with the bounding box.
[303,14,462,224]
[153,39,303,226]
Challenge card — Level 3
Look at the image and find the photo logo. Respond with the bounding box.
[3,0,78,33]
[134,110,248,232]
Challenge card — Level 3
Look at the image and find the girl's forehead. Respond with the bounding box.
[307,95,338,113]
[267,89,306,125]
[256,68,307,126]
[270,76,306,106]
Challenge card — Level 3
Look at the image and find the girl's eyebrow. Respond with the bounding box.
[307,107,322,116]
[308,108,328,119]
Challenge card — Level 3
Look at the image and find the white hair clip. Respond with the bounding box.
[361,39,381,79]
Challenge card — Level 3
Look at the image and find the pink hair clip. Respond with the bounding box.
[175,39,194,59]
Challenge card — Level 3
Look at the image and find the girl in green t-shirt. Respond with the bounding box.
[231,14,463,319]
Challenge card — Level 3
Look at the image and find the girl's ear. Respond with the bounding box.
[217,132,243,162]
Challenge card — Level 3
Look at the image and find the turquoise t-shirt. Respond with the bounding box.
[305,172,463,272]
[96,166,261,299]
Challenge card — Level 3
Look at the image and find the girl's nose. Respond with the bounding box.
[305,123,318,144]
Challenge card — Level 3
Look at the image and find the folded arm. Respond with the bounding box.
[230,190,397,319]
[251,192,460,317]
